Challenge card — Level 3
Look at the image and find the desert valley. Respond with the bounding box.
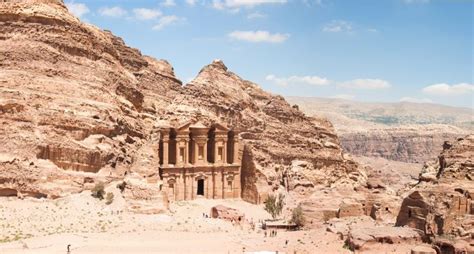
[0,0,473,253]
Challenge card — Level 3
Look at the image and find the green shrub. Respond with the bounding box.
[290,204,305,228]
[116,181,127,192]
[264,193,285,219]
[105,192,114,205]
[91,182,105,200]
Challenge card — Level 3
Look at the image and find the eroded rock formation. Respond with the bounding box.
[339,127,467,163]
[0,0,367,211]
[396,135,474,253]
[286,97,470,163]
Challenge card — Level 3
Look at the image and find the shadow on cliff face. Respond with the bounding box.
[240,145,259,204]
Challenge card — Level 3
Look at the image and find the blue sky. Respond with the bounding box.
[66,0,473,108]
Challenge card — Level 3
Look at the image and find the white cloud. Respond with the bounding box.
[133,8,162,20]
[152,15,182,30]
[399,97,433,103]
[229,30,289,43]
[161,0,176,7]
[212,0,286,10]
[247,12,266,19]
[65,2,89,18]
[303,0,323,6]
[339,79,391,89]
[403,0,430,4]
[266,74,330,86]
[212,0,225,9]
[99,6,127,17]
[323,20,352,33]
[330,94,355,100]
[422,83,474,96]
[186,0,198,6]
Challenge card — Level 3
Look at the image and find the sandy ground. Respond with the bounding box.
[0,193,349,254]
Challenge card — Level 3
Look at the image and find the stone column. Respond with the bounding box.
[221,169,225,199]
[214,170,222,199]
[222,137,228,164]
[182,169,186,201]
[191,174,195,200]
[206,175,210,199]
[214,140,219,164]
[185,139,189,165]
[233,172,241,199]
[211,168,216,199]
[194,142,199,164]
[161,130,170,166]
[174,176,179,201]
[203,141,208,164]
[175,139,181,166]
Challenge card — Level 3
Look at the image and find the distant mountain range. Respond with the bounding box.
[286,97,473,131]
[287,97,472,163]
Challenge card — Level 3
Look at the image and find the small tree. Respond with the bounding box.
[290,204,305,228]
[91,182,105,200]
[264,193,285,220]
[116,181,127,193]
[105,192,114,205]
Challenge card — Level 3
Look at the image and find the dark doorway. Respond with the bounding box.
[197,179,204,196]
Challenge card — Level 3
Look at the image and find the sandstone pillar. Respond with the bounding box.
[214,169,223,199]
[175,140,181,166]
[185,139,189,165]
[183,169,188,201]
[180,171,186,201]
[233,172,241,198]
[223,139,227,164]
[194,142,199,164]
[221,169,225,199]
[212,169,216,199]
[206,175,211,199]
[191,174,195,200]
[174,177,178,201]
[214,140,219,164]
[161,130,170,166]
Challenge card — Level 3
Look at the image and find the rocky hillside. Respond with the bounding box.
[287,97,471,163]
[340,125,467,163]
[0,0,366,207]
[395,135,473,253]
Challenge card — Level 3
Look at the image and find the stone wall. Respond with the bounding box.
[161,165,241,201]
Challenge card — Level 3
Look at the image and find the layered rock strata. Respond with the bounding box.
[396,135,474,253]
[0,0,367,211]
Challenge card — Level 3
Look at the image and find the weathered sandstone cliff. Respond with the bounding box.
[339,126,466,163]
[0,0,367,209]
[396,135,474,253]
[287,97,470,163]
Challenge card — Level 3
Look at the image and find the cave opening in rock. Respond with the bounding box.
[197,179,204,196]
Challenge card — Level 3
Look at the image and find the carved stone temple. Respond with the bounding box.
[158,121,241,201]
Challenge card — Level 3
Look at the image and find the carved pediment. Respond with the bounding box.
[213,122,230,132]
